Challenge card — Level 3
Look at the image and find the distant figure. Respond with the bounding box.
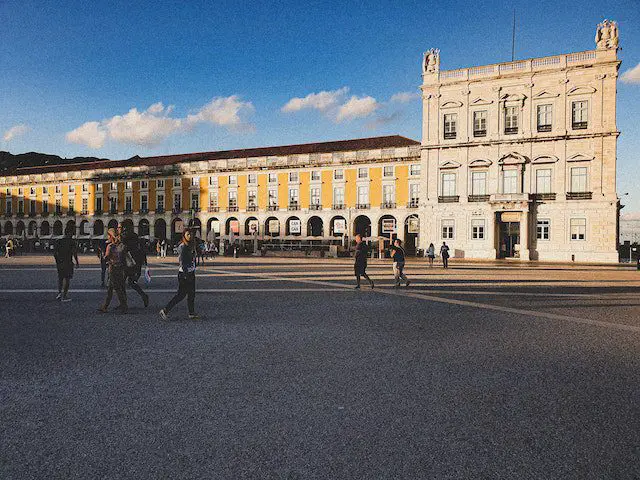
[98,228,128,313]
[390,238,410,288]
[96,238,108,287]
[160,229,199,320]
[427,243,435,268]
[5,238,14,258]
[440,242,450,269]
[353,234,374,289]
[156,240,161,258]
[53,225,79,302]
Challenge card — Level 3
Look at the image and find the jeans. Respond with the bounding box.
[165,272,196,314]
[393,261,408,285]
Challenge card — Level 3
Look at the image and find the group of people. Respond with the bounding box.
[53,220,199,319]
[425,242,451,268]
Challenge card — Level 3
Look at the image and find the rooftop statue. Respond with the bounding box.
[422,48,440,74]
[595,19,619,50]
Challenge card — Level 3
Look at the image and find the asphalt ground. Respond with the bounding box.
[1,255,639,479]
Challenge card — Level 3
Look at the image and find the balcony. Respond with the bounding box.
[473,130,487,138]
[94,210,103,216]
[407,201,419,208]
[537,124,552,133]
[139,208,149,214]
[566,191,592,200]
[16,212,24,218]
[123,209,133,215]
[190,207,201,213]
[572,122,588,130]
[109,208,118,215]
[438,196,459,203]
[247,205,258,212]
[380,202,396,209]
[67,210,76,217]
[155,207,165,214]
[81,210,89,216]
[288,203,299,211]
[29,211,37,217]
[172,208,182,214]
[267,205,279,211]
[309,204,322,211]
[468,195,490,203]
[4,212,12,218]
[356,203,370,209]
[504,127,518,135]
[208,206,220,213]
[228,206,239,212]
[332,204,345,210]
[444,132,457,140]
[531,193,556,201]
[41,211,50,217]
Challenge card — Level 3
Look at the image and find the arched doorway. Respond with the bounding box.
[353,215,371,237]
[307,216,323,237]
[206,217,220,241]
[28,221,37,237]
[404,215,419,255]
[4,221,13,235]
[226,217,239,236]
[378,215,397,240]
[171,217,184,244]
[265,217,280,236]
[107,219,119,231]
[187,218,201,237]
[286,216,302,236]
[138,219,150,237]
[154,219,167,240]
[245,217,259,235]
[53,220,63,236]
[40,221,50,236]
[79,220,90,236]
[65,220,76,236]
[93,220,104,237]
[330,216,347,237]
[16,221,25,237]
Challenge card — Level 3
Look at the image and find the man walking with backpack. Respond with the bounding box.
[390,238,410,288]
[119,220,150,308]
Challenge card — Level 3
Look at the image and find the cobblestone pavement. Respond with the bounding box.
[1,255,639,479]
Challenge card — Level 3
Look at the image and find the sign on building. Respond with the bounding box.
[334,219,346,234]
[407,217,419,234]
[289,219,301,234]
[268,219,280,235]
[248,219,259,234]
[381,218,396,234]
[229,220,239,234]
[174,219,184,233]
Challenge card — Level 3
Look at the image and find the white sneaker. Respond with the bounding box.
[56,293,62,301]
[61,297,72,302]
[159,309,169,320]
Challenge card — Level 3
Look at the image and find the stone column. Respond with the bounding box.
[520,211,530,260]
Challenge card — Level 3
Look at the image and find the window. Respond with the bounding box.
[30,187,36,196]
[247,191,256,207]
[96,196,103,213]
[30,199,37,214]
[125,181,132,190]
[572,101,588,129]
[6,199,11,214]
[289,172,298,182]
[17,200,24,214]
[471,219,485,240]
[55,198,62,214]
[125,195,132,212]
[442,219,454,239]
[82,184,88,192]
[570,218,586,240]
[248,174,257,184]
[471,171,487,195]
[473,110,487,137]
[409,184,419,206]
[504,106,518,134]
[95,184,102,192]
[110,182,118,191]
[383,166,394,177]
[537,219,550,240]
[358,168,368,179]
[173,193,181,211]
[289,188,299,206]
[311,170,321,181]
[383,184,395,204]
[310,187,321,206]
[537,104,553,132]
[333,187,344,206]
[441,173,457,196]
[173,178,181,187]
[192,177,201,187]
[357,185,369,206]
[140,180,148,189]
[42,199,49,213]
[192,193,200,210]
[502,170,518,194]
[536,169,552,194]
[109,197,116,213]
[141,194,148,211]
[334,169,344,180]
[68,185,75,193]
[157,179,165,189]
[157,194,165,211]
[208,176,216,186]
[56,185,62,194]
[570,167,588,192]
[268,189,277,206]
[444,113,457,139]
[5,188,10,195]
[67,198,74,213]
[228,175,236,186]
[43,186,49,194]
[18,188,23,195]
[268,173,277,183]
[209,191,218,208]
[81,198,88,215]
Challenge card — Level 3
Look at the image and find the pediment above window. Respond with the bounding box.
[469,159,492,168]
[500,93,527,102]
[470,97,493,106]
[567,86,597,96]
[532,155,559,164]
[440,101,463,109]
[533,91,560,99]
[567,153,594,162]
[439,160,461,169]
[498,152,529,165]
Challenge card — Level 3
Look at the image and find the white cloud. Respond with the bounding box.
[390,92,420,103]
[336,96,379,122]
[3,124,29,142]
[66,96,254,149]
[281,87,349,113]
[365,112,401,130]
[66,121,107,149]
[621,62,640,84]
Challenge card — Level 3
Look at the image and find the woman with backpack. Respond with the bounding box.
[160,229,200,320]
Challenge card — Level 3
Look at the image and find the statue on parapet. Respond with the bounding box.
[423,48,440,74]
[595,19,619,50]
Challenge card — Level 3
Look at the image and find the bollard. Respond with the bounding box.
[571,254,575,262]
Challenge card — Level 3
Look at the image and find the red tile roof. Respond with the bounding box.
[11,135,420,176]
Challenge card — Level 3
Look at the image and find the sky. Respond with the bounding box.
[1,0,639,212]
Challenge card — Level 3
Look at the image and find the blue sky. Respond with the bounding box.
[1,0,639,212]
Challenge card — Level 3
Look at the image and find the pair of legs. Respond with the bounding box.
[125,266,149,306]
[354,264,374,289]
[100,266,128,312]
[428,256,434,267]
[100,259,108,286]
[163,272,196,316]
[57,273,71,299]
[443,257,449,268]
[393,261,409,286]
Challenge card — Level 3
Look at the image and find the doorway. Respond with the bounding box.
[499,221,520,258]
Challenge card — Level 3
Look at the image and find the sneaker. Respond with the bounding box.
[354,285,361,289]
[405,280,411,287]
[159,309,169,321]
[143,294,150,308]
[370,282,375,289]
[56,293,62,301]
[61,297,72,303]
[188,313,200,320]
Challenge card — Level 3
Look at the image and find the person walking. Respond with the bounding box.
[96,238,108,287]
[160,229,199,320]
[156,240,161,259]
[427,243,435,268]
[119,220,150,307]
[440,242,450,269]
[98,228,128,313]
[353,233,374,289]
[161,238,167,258]
[390,238,410,287]
[5,238,14,258]
[53,224,79,302]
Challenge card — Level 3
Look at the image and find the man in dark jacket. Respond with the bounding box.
[54,224,79,301]
[353,234,374,289]
[119,220,149,307]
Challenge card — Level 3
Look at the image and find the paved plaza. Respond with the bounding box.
[1,255,639,479]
